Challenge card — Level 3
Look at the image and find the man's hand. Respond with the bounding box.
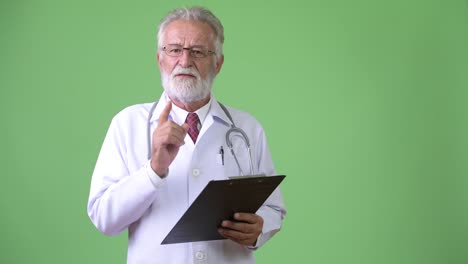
[150,101,189,177]
[218,213,263,246]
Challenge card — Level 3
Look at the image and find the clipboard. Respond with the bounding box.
[161,175,285,245]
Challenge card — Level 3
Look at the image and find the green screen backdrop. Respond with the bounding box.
[1,0,467,263]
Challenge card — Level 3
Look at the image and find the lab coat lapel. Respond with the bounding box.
[197,99,232,141]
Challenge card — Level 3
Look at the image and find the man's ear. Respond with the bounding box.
[214,54,224,75]
[157,52,161,67]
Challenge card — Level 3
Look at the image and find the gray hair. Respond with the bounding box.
[157,6,224,57]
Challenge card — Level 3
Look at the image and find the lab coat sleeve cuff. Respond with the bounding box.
[248,203,285,249]
[246,233,263,250]
[145,160,167,188]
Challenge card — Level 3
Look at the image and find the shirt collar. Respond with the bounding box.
[150,92,231,127]
[170,95,211,126]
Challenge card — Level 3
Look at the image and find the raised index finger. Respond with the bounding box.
[158,101,172,125]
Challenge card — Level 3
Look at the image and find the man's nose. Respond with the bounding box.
[178,49,193,67]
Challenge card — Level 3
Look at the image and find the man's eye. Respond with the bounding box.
[192,49,205,56]
[170,48,182,54]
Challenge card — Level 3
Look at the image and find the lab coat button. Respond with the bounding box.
[195,251,206,260]
[192,169,200,177]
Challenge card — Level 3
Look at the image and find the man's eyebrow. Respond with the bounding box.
[189,44,207,48]
[166,42,183,46]
[166,43,208,48]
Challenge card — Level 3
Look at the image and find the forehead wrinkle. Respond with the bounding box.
[162,21,216,49]
[166,35,212,47]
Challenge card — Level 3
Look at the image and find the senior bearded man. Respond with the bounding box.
[87,6,286,264]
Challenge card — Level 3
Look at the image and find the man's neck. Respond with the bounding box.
[170,96,210,112]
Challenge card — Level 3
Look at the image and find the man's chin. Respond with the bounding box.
[172,79,197,89]
[167,90,210,104]
[170,96,200,105]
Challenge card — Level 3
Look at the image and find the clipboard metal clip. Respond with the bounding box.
[228,174,266,180]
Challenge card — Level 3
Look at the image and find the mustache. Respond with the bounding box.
[171,67,200,79]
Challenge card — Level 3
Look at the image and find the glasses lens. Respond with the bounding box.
[190,48,207,58]
[165,45,182,57]
[164,45,212,58]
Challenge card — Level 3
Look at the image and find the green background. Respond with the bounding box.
[1,0,467,263]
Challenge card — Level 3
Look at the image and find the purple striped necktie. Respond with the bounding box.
[186,112,200,143]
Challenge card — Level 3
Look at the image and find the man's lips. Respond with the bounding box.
[174,73,196,78]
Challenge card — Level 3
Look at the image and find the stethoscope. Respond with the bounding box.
[147,101,255,176]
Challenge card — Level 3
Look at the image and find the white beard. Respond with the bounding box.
[161,66,214,104]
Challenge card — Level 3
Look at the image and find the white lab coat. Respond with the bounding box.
[87,92,286,264]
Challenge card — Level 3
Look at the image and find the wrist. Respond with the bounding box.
[150,162,168,178]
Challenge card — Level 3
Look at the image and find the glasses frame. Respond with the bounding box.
[162,45,216,58]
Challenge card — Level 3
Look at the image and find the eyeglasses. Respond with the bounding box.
[162,44,215,58]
